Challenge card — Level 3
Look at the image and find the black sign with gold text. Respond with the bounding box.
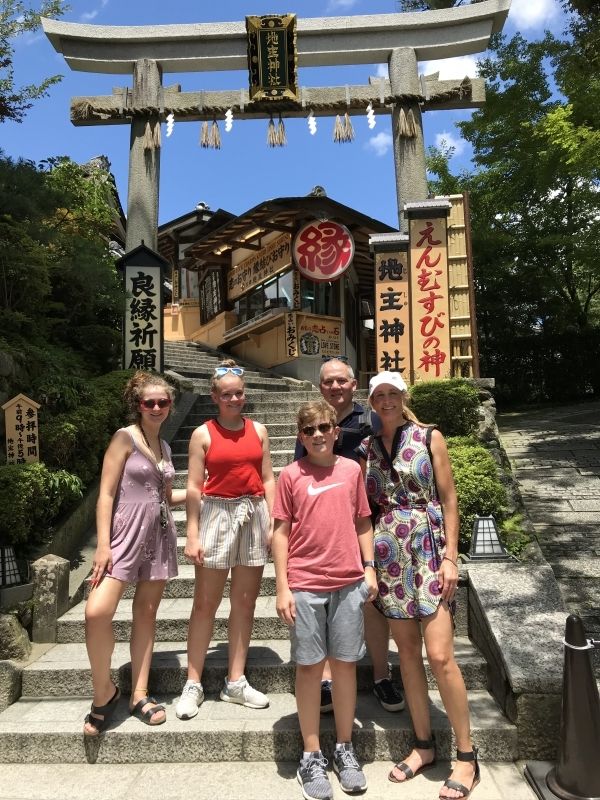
[246,14,298,101]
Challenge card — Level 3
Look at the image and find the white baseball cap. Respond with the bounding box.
[368,371,408,396]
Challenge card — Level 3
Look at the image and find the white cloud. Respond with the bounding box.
[509,0,559,30]
[326,0,359,10]
[434,131,466,156]
[366,131,393,157]
[420,54,479,80]
[376,63,389,79]
[80,0,109,23]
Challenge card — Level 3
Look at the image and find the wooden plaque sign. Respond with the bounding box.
[2,394,41,465]
[246,14,298,102]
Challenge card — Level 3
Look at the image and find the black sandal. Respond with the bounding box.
[389,735,436,783]
[83,685,120,737]
[129,696,166,726]
[440,747,480,799]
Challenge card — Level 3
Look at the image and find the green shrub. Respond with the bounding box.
[447,439,507,552]
[500,513,531,559]
[0,463,81,554]
[409,379,480,437]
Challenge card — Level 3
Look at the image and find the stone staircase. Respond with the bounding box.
[0,341,517,767]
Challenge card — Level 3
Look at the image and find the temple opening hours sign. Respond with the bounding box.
[2,394,41,465]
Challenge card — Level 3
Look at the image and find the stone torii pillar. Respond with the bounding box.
[42,0,511,245]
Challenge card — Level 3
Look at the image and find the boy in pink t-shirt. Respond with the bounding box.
[272,399,377,800]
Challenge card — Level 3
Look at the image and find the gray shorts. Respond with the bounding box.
[201,495,269,569]
[290,579,369,665]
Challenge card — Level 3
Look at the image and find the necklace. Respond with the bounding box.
[138,424,163,463]
[137,424,169,530]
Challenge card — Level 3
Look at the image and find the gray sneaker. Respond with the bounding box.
[333,743,367,794]
[219,675,269,709]
[297,752,333,800]
[175,680,204,719]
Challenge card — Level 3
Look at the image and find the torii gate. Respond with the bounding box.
[43,1,510,251]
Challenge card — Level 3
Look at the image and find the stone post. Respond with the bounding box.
[389,48,428,232]
[31,555,70,644]
[125,58,163,252]
[0,660,21,712]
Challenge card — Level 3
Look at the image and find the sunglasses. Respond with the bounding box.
[214,366,244,377]
[301,422,334,436]
[140,398,172,410]
[321,355,349,363]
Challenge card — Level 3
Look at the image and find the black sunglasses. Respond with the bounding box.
[301,422,334,436]
[140,398,172,409]
[321,355,349,363]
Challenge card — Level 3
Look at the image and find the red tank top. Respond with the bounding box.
[204,418,265,498]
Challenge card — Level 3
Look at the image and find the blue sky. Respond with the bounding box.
[4,0,566,228]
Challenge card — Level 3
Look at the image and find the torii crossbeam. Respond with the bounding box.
[43,1,510,248]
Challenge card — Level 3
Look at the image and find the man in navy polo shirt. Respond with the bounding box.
[294,356,405,714]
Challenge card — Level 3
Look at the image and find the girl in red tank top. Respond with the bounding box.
[175,360,275,717]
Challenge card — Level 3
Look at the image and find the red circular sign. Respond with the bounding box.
[293,220,355,282]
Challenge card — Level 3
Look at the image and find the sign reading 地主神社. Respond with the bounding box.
[374,245,410,376]
[119,244,166,373]
[293,220,354,283]
[246,14,298,102]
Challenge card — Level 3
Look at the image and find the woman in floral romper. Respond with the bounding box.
[358,372,480,800]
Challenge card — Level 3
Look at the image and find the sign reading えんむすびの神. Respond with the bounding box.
[2,394,41,465]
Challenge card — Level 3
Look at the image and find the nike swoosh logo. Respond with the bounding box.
[307,482,344,496]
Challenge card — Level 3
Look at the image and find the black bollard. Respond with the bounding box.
[545,614,600,800]
[525,614,600,800]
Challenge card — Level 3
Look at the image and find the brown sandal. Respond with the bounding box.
[439,747,480,799]
[389,735,436,783]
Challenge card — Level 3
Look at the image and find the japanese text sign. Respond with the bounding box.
[246,14,298,101]
[124,264,162,372]
[2,393,40,465]
[228,233,291,301]
[297,314,341,358]
[408,217,451,381]
[293,220,354,283]
[374,249,411,376]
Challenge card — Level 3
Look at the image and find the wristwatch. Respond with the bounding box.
[363,560,376,568]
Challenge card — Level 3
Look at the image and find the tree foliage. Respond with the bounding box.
[0,152,124,391]
[427,29,600,348]
[396,0,485,11]
[0,0,66,123]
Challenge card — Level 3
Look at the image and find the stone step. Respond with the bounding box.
[19,637,488,697]
[57,596,288,643]
[171,449,295,470]
[182,411,330,424]
[183,378,294,392]
[0,689,517,764]
[176,422,300,438]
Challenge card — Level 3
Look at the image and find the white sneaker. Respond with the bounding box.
[175,680,204,719]
[219,675,269,709]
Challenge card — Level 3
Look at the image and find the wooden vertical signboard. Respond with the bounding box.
[370,235,411,378]
[406,201,452,382]
[2,394,41,465]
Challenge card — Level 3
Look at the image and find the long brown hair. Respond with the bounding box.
[123,371,174,423]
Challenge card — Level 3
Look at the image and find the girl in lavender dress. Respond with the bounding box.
[83,371,185,736]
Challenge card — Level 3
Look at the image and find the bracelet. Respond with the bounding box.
[443,556,458,568]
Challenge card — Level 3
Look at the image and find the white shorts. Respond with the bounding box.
[200,495,270,569]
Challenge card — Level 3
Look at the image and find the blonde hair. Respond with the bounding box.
[123,371,175,423]
[210,359,245,393]
[297,399,337,432]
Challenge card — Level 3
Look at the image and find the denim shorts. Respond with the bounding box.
[290,579,368,665]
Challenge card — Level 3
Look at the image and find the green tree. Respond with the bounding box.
[427,32,600,341]
[0,0,65,123]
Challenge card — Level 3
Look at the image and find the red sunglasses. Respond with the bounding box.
[140,398,172,410]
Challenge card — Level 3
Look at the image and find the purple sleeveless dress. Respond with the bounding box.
[108,429,178,583]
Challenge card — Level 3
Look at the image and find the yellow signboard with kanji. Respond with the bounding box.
[374,249,411,377]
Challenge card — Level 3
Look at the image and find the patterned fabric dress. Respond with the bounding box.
[358,422,447,620]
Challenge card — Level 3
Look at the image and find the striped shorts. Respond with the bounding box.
[200,495,270,569]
